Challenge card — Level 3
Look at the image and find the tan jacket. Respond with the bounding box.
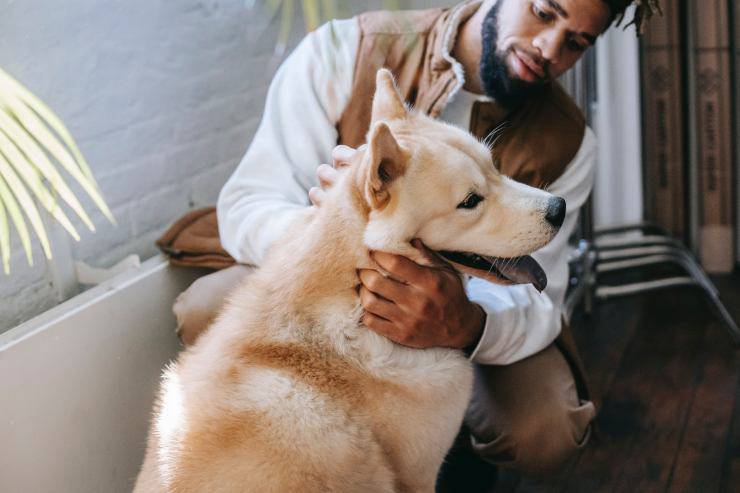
[337,1,586,190]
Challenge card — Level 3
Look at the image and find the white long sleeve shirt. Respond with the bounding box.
[218,18,597,365]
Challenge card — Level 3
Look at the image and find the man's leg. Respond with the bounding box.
[172,264,254,345]
[463,344,596,478]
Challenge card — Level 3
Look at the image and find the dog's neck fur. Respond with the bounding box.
[257,164,376,322]
[238,161,461,374]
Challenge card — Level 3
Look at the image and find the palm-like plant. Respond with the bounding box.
[0,68,113,275]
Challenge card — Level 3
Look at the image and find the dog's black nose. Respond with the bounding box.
[545,197,566,228]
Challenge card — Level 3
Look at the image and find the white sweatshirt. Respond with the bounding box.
[218,17,597,365]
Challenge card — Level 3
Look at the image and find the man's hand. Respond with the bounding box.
[308,145,357,206]
[359,240,486,350]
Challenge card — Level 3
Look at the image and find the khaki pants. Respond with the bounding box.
[173,265,595,480]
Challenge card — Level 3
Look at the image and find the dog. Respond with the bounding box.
[134,69,564,493]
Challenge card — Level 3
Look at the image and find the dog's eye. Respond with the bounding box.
[457,193,484,210]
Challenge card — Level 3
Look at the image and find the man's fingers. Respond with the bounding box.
[308,187,325,206]
[331,145,357,168]
[359,285,402,321]
[316,164,339,188]
[358,269,408,303]
[411,238,457,273]
[361,312,404,342]
[371,251,427,285]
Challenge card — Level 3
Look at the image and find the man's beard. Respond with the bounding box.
[479,0,544,111]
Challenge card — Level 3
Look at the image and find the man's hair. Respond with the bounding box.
[602,0,662,35]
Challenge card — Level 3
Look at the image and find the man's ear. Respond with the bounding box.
[362,121,407,210]
[371,69,408,124]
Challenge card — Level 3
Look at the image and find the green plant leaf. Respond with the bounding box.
[0,193,10,274]
[0,68,97,186]
[0,111,99,232]
[0,91,111,220]
[0,93,115,226]
[278,0,294,54]
[0,130,80,241]
[0,171,37,265]
[0,152,53,260]
[301,0,321,30]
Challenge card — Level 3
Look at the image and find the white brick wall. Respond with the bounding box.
[0,0,446,332]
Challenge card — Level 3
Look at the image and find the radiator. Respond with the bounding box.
[0,256,204,493]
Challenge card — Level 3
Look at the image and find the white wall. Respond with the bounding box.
[593,23,644,229]
[0,0,399,333]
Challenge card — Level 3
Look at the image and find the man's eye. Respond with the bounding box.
[457,193,484,210]
[532,4,553,21]
[567,39,587,52]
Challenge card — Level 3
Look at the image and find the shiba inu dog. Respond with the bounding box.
[134,69,565,493]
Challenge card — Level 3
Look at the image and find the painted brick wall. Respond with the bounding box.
[2,0,449,332]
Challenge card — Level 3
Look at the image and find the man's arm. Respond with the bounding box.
[217,20,358,265]
[466,127,598,365]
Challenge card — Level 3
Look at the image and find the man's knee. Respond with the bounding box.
[173,264,253,345]
[466,344,596,477]
[501,398,594,477]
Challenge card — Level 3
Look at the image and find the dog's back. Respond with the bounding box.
[135,257,469,493]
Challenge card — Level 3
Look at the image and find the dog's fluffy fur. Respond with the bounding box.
[134,70,561,493]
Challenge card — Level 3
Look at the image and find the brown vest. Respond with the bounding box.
[336,3,586,190]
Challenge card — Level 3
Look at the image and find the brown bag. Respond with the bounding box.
[155,207,235,270]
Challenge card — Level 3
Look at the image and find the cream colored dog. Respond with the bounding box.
[134,69,564,493]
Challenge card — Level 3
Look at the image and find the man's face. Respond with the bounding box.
[480,0,611,108]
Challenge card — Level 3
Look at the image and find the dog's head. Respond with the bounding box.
[355,69,565,291]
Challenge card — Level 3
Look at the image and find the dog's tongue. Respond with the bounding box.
[491,255,548,292]
[438,251,548,292]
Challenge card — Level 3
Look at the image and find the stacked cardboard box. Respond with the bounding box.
[640,0,736,273]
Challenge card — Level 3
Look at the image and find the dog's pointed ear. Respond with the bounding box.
[371,69,407,124]
[362,121,407,210]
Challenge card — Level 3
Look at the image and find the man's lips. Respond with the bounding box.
[511,50,546,82]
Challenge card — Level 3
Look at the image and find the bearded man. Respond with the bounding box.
[169,0,657,488]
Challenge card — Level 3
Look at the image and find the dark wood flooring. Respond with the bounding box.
[496,268,740,493]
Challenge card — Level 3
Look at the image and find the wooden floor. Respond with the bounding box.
[496,268,740,493]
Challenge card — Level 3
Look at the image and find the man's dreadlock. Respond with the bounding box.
[603,0,663,35]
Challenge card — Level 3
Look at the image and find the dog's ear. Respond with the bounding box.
[362,121,407,210]
[371,69,407,123]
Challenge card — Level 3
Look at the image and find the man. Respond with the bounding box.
[171,0,656,486]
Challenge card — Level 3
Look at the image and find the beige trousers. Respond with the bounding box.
[173,265,595,478]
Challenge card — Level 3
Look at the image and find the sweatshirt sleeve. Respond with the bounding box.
[466,127,598,365]
[217,19,359,265]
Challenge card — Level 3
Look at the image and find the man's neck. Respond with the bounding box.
[452,1,487,95]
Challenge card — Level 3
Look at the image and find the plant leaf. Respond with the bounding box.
[277,0,294,55]
[0,132,80,241]
[0,111,98,231]
[0,94,114,226]
[0,173,35,265]
[0,193,10,273]
[301,0,321,31]
[0,90,110,219]
[0,68,97,186]
[0,152,52,260]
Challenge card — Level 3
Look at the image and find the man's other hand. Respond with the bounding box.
[359,240,486,350]
[308,145,357,206]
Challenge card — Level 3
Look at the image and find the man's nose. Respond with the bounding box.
[545,196,566,228]
[533,30,564,64]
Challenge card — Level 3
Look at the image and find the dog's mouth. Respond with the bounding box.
[438,251,547,292]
